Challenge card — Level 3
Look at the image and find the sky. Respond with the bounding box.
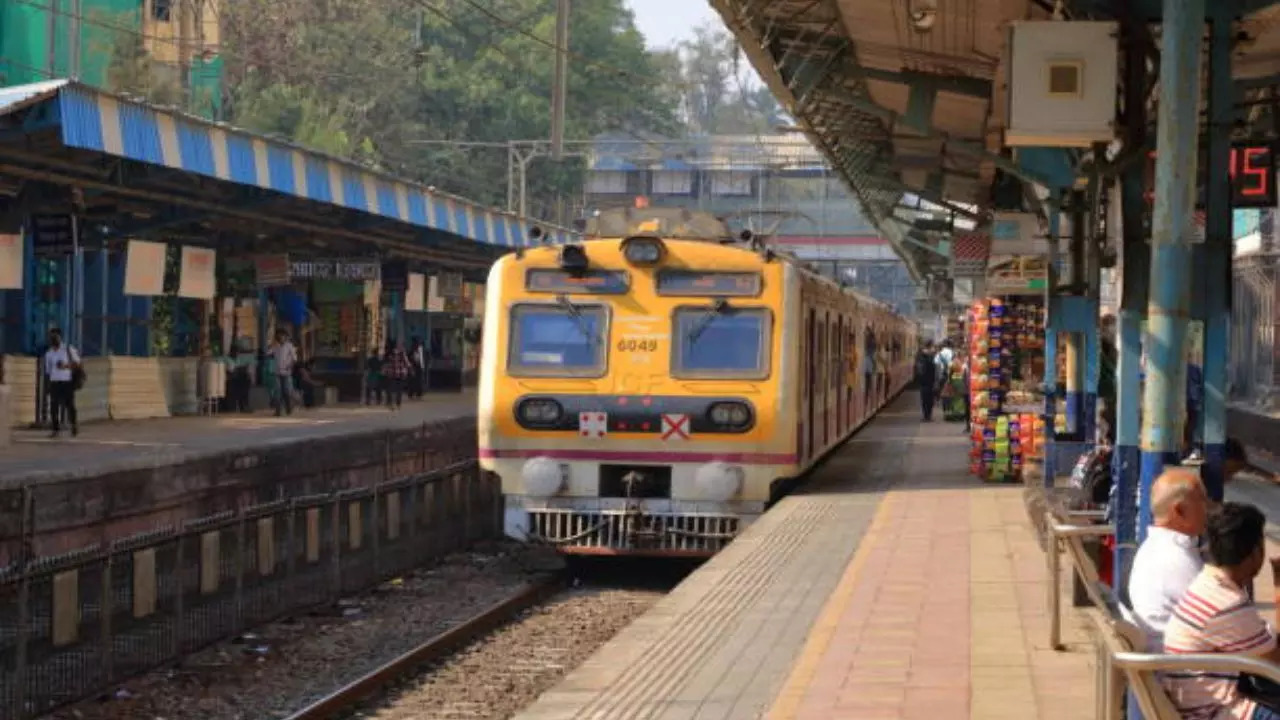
[624,0,720,50]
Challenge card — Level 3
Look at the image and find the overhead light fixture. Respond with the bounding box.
[908,0,937,33]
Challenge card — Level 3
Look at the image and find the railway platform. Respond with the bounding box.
[0,391,475,485]
[0,392,477,561]
[516,391,1095,720]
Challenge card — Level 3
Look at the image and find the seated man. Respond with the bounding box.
[1163,501,1280,720]
[1127,469,1209,650]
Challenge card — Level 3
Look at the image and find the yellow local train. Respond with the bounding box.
[478,207,917,556]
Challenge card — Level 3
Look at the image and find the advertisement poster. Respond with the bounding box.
[178,246,217,299]
[406,273,425,311]
[124,240,167,296]
[0,234,22,289]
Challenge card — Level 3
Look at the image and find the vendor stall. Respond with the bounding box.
[967,273,1050,483]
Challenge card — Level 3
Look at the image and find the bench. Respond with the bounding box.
[1039,489,1280,720]
[1087,606,1280,720]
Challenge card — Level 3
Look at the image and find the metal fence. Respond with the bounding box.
[1230,253,1277,406]
[0,460,499,720]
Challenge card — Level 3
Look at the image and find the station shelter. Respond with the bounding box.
[0,79,573,425]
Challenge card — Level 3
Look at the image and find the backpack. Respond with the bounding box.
[69,346,86,391]
[914,353,934,383]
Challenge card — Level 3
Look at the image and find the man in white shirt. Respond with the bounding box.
[269,330,297,416]
[42,327,80,438]
[1126,468,1209,650]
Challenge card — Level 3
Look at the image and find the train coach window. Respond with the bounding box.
[671,306,771,379]
[507,304,608,377]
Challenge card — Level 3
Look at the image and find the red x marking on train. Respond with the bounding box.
[661,413,690,441]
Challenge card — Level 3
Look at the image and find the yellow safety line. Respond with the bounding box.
[765,491,896,720]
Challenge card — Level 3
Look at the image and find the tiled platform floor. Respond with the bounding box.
[517,393,1097,720]
[772,473,1095,720]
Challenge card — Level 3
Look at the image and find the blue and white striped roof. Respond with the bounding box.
[0,80,578,249]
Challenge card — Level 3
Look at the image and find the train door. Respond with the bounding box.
[829,319,839,443]
[836,315,844,437]
[807,307,817,461]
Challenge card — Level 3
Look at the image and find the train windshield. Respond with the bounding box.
[672,306,771,379]
[508,304,607,376]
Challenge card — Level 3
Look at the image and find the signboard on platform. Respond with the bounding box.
[254,254,291,287]
[30,214,76,256]
[124,240,167,296]
[1144,141,1278,215]
[0,234,22,289]
[289,259,380,281]
[406,273,425,311]
[178,246,217,299]
[989,213,1052,256]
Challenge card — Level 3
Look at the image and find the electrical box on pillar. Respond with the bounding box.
[1004,21,1119,147]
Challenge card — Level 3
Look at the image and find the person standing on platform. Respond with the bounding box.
[914,340,938,421]
[935,338,955,392]
[409,336,426,399]
[43,328,80,438]
[383,339,411,410]
[269,330,297,417]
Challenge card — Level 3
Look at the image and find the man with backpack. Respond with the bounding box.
[914,340,939,421]
[43,327,81,438]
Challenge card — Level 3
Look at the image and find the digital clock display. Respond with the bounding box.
[1144,142,1276,209]
[656,270,762,297]
[1228,143,1275,208]
[525,269,630,294]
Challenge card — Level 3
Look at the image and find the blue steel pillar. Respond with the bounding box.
[1138,0,1205,539]
[1043,192,1062,488]
[1200,12,1234,502]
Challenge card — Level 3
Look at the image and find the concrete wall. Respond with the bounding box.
[0,415,477,562]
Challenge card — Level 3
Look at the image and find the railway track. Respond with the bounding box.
[280,557,684,720]
[282,575,565,720]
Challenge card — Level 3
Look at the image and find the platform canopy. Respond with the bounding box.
[0,80,578,272]
[710,0,1280,288]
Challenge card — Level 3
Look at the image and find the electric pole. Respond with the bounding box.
[549,0,570,160]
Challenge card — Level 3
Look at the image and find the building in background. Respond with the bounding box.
[583,132,917,315]
[0,0,222,117]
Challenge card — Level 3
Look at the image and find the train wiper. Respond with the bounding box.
[557,294,599,345]
[687,298,729,343]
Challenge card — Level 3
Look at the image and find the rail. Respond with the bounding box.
[0,460,501,720]
[281,576,563,720]
[1044,508,1117,649]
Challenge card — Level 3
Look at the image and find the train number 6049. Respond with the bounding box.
[616,337,659,352]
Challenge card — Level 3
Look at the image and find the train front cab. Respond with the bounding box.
[477,237,800,556]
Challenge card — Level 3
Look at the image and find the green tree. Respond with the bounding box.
[219,0,683,223]
[672,22,783,135]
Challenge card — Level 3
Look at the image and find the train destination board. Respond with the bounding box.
[525,269,630,294]
[656,270,762,296]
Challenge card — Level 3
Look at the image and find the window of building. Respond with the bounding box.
[710,171,753,196]
[652,170,692,195]
[586,171,628,194]
[152,0,173,21]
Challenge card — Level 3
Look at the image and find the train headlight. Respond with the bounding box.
[522,457,568,497]
[622,237,664,265]
[695,462,743,502]
[558,244,589,273]
[707,401,752,430]
[517,397,564,427]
